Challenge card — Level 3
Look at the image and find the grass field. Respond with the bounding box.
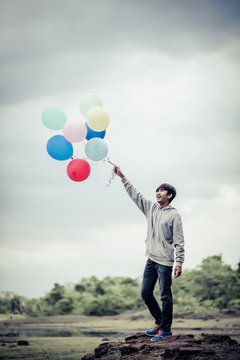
[0,312,239,359]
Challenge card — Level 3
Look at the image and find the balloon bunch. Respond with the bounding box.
[42,93,111,182]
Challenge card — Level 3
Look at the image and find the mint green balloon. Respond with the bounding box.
[42,106,67,130]
[80,93,103,116]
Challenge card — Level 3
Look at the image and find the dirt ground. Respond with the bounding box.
[0,313,239,359]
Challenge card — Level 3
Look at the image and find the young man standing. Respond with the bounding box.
[114,166,185,341]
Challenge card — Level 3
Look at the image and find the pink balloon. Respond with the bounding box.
[63,119,87,143]
[67,159,91,182]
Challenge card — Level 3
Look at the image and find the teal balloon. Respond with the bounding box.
[85,138,108,161]
[47,135,73,161]
[80,93,103,116]
[42,106,67,130]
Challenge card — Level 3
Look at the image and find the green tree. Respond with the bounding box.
[0,298,11,314]
[45,283,65,306]
[55,297,74,314]
[2,257,239,318]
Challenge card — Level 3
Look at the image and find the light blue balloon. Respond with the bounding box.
[85,138,108,161]
[47,135,73,161]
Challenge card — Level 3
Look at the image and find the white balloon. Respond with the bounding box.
[80,93,103,116]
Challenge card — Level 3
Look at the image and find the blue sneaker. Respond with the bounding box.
[145,323,161,336]
[151,329,172,341]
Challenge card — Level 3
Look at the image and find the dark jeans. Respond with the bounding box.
[141,258,173,332]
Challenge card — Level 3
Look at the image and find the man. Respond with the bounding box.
[114,166,185,341]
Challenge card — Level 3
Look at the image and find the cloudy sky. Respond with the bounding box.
[0,0,240,298]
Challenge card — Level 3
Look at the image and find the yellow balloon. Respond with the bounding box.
[86,106,110,132]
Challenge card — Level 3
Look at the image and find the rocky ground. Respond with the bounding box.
[82,333,240,359]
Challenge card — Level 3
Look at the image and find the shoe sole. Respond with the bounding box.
[151,334,172,341]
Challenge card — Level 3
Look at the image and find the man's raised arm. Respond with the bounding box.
[114,166,152,216]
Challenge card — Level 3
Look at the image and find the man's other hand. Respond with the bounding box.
[174,265,182,278]
[114,166,125,179]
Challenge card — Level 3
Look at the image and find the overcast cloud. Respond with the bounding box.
[0,0,240,298]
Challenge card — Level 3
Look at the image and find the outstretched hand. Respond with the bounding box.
[114,166,125,179]
[174,265,182,278]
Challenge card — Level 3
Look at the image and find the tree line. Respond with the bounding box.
[0,255,239,318]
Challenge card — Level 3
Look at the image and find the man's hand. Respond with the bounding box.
[174,265,182,278]
[114,166,125,179]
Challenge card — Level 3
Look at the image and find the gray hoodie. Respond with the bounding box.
[122,178,185,267]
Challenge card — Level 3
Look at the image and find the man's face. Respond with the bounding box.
[156,188,172,205]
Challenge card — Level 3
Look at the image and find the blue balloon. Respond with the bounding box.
[85,123,106,140]
[47,135,73,161]
[85,138,108,161]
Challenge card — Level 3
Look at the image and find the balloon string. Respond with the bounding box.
[104,156,116,189]
[104,169,116,189]
[107,159,116,166]
[103,156,116,166]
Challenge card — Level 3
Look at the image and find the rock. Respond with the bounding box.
[83,354,95,360]
[82,333,240,359]
[102,337,109,341]
[201,333,238,346]
[17,340,29,346]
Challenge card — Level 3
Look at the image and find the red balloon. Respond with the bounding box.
[67,159,91,182]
